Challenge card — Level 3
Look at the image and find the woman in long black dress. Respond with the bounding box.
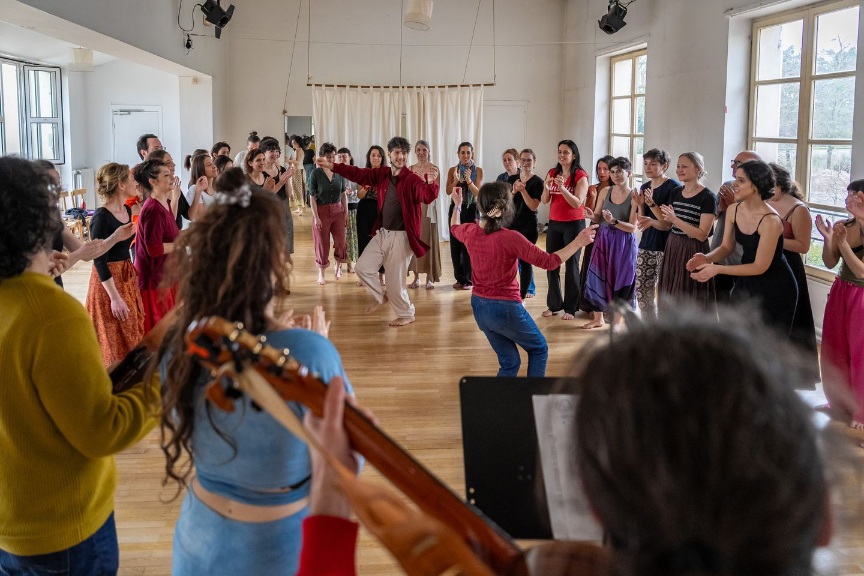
[687,160,797,334]
[767,163,819,384]
[356,146,387,286]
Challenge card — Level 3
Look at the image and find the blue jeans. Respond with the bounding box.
[471,295,548,377]
[0,514,118,576]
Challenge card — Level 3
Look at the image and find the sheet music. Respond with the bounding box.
[532,394,603,541]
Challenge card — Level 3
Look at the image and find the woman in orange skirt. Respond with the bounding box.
[86,163,144,366]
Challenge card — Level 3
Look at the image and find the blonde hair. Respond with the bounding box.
[502,148,519,161]
[96,162,130,201]
[679,152,708,182]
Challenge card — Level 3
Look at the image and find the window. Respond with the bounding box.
[609,49,647,187]
[750,0,858,270]
[0,59,64,163]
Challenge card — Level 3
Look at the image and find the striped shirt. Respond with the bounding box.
[669,186,717,236]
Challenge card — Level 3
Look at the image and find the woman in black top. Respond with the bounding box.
[261,138,296,255]
[507,148,544,300]
[85,163,144,367]
[356,146,388,286]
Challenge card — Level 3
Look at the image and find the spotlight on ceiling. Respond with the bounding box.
[200,0,235,39]
[598,0,628,35]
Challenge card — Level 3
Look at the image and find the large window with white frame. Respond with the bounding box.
[609,49,647,187]
[749,0,858,270]
[0,58,64,163]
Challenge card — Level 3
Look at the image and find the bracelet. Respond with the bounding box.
[613,219,619,226]
[647,201,656,207]
[455,208,462,213]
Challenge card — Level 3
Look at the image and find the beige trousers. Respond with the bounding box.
[356,229,415,319]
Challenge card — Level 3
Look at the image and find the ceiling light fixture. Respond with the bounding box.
[598,0,631,35]
[404,0,433,31]
[200,0,235,39]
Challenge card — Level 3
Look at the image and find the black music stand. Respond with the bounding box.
[459,376,581,540]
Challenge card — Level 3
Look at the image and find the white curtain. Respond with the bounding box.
[312,85,483,239]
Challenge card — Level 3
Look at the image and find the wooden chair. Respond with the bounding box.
[70,188,92,240]
[58,191,84,240]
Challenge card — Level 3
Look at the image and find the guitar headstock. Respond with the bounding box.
[185,316,316,412]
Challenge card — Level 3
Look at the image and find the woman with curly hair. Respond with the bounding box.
[157,167,350,575]
[687,160,797,333]
[85,162,145,367]
[0,156,158,574]
[450,181,596,376]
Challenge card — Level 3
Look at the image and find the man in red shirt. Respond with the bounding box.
[319,137,439,326]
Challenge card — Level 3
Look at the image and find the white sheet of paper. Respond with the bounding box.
[532,394,603,541]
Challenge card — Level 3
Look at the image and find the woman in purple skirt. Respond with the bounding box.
[582,157,638,330]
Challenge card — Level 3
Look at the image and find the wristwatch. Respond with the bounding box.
[613,219,620,225]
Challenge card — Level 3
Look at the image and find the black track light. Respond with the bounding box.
[200,0,235,39]
[598,0,628,35]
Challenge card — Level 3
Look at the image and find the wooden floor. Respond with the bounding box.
[60,214,864,575]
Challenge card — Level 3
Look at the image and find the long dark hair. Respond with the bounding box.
[188,153,211,188]
[769,163,804,200]
[365,145,388,169]
[159,168,290,490]
[555,139,584,180]
[595,154,615,188]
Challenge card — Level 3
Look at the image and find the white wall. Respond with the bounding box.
[223,0,566,171]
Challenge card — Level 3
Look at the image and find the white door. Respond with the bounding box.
[111,106,162,167]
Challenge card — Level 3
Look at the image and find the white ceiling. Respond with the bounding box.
[0,19,115,67]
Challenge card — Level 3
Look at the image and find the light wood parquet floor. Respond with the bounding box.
[59,213,864,575]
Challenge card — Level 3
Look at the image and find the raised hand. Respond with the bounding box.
[451,188,463,206]
[602,209,615,224]
[643,188,655,206]
[686,253,710,272]
[636,214,653,231]
[196,175,209,192]
[847,192,864,221]
[315,157,334,170]
[264,176,276,192]
[584,206,595,221]
[49,250,69,277]
[833,221,848,245]
[815,215,833,239]
[632,188,645,207]
[659,204,677,223]
[718,184,735,212]
[311,305,331,338]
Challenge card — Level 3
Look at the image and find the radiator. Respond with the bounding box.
[72,168,97,208]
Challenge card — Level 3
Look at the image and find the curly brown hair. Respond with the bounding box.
[157,170,291,490]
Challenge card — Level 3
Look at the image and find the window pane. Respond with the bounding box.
[634,137,644,166]
[612,136,630,159]
[635,96,645,134]
[811,77,855,139]
[754,83,799,138]
[757,20,803,80]
[1,63,21,155]
[808,144,852,208]
[613,59,632,97]
[635,55,647,94]
[28,70,57,118]
[30,122,57,160]
[612,98,631,133]
[814,7,859,75]
[753,141,797,173]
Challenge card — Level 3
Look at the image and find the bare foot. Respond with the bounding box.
[561,312,575,321]
[317,273,326,285]
[582,319,604,329]
[542,309,558,317]
[408,279,420,289]
[365,296,388,314]
[347,264,355,273]
[851,419,864,431]
[356,280,364,287]
[334,264,343,280]
[426,281,434,290]
[389,317,415,327]
[525,293,535,299]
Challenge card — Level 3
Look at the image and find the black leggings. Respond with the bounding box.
[450,203,476,286]
[545,219,585,314]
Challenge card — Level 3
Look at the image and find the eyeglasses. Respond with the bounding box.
[731,159,743,167]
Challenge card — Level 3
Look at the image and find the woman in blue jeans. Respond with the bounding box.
[157,168,351,576]
[450,182,597,376]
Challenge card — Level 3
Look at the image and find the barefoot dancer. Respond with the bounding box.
[321,137,439,327]
[451,182,597,375]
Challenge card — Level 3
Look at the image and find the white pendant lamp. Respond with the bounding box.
[404,0,433,31]
[69,48,94,72]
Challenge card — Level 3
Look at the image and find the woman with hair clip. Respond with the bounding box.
[446,142,484,290]
[133,159,179,332]
[234,131,261,173]
[647,152,717,310]
[408,139,442,290]
[578,155,614,313]
[816,179,864,432]
[687,160,797,334]
[450,182,597,377]
[356,145,388,286]
[158,167,349,576]
[767,162,819,382]
[85,162,145,367]
[582,156,639,331]
[541,139,590,320]
[184,152,218,224]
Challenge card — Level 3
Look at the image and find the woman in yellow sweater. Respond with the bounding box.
[0,156,160,575]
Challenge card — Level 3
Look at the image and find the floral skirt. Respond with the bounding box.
[85,260,145,367]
